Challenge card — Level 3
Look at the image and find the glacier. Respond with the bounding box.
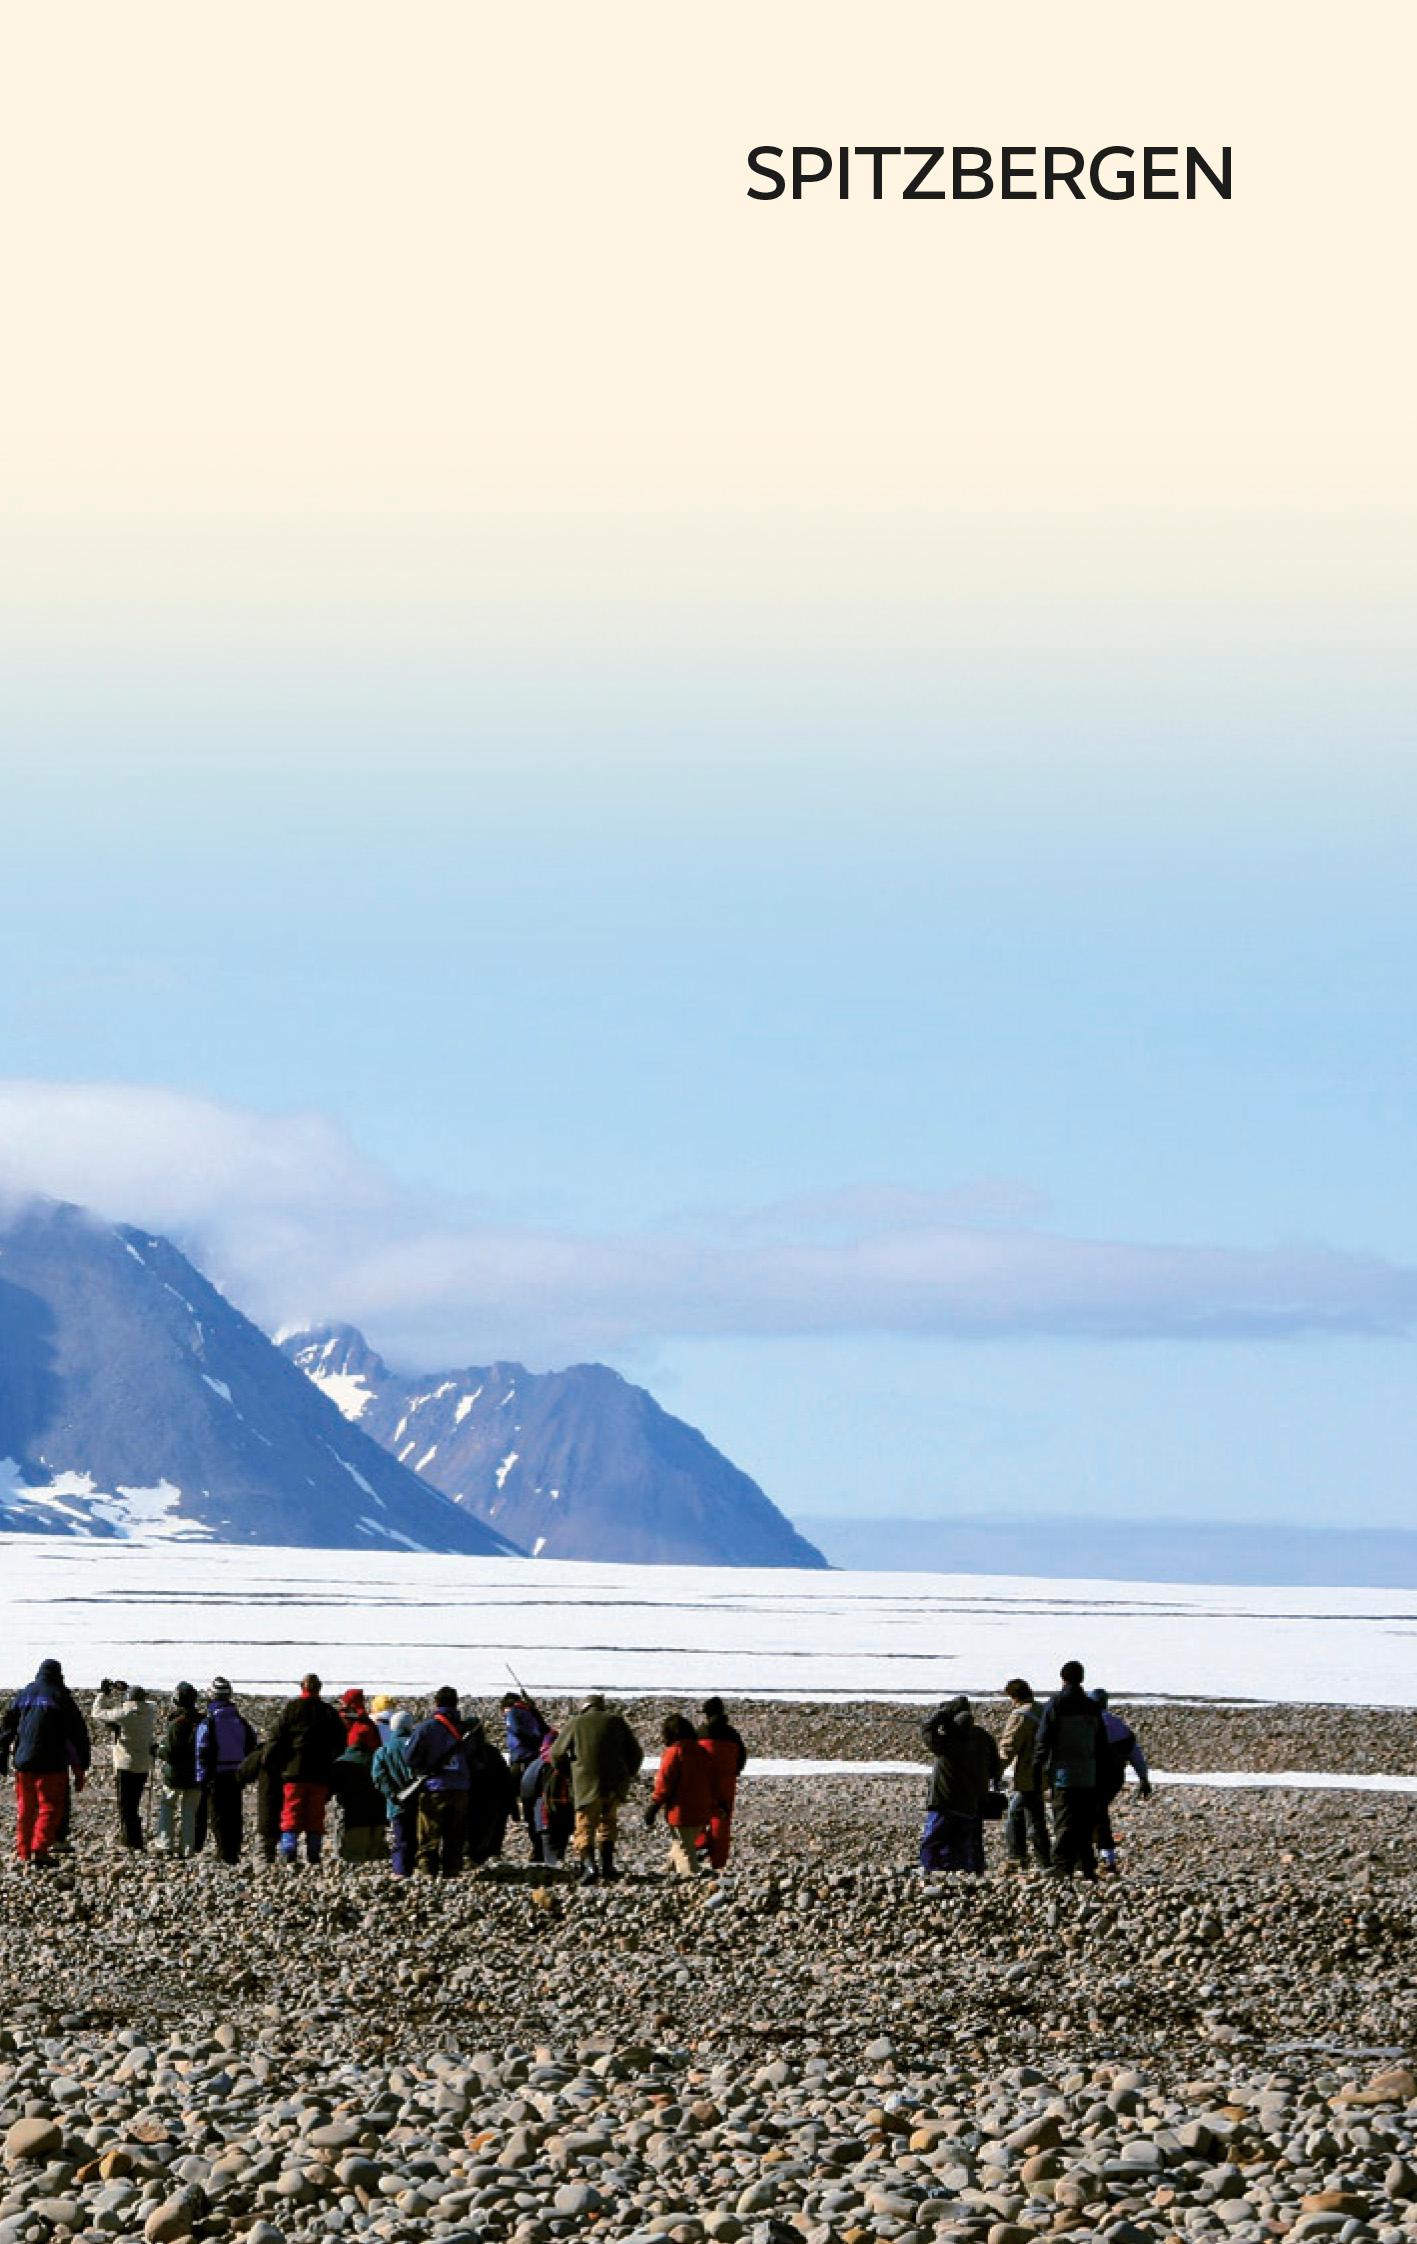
[0,1535,1413,1704]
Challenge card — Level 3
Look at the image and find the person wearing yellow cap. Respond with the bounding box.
[371,1695,397,1748]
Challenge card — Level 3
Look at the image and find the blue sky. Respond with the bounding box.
[3,692,1415,1532]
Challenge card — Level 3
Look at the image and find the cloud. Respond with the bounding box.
[2,1078,1415,1366]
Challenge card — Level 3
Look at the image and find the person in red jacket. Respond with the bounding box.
[646,1714,718,1877]
[338,1688,382,1756]
[0,1659,91,1868]
[696,1696,748,1869]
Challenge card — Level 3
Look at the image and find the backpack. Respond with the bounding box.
[207,1701,251,1773]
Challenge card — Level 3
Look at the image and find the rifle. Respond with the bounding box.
[505,1666,549,1729]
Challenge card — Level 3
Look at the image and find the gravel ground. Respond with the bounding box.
[1,1696,1414,2244]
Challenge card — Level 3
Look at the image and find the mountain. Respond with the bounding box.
[0,1199,518,1554]
[281,1323,828,1569]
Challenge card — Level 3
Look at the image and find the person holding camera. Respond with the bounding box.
[93,1679,158,1850]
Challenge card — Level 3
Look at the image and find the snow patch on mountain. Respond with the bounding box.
[0,1458,209,1542]
[310,1368,377,1421]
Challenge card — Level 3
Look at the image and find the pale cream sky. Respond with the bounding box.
[2,1,1412,684]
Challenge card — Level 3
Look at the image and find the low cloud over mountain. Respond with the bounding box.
[2,1080,1415,1364]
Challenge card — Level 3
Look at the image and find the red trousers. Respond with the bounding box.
[15,1770,68,1861]
[280,1780,329,1835]
[706,1803,735,1870]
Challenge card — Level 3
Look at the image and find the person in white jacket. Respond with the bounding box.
[92,1680,158,1850]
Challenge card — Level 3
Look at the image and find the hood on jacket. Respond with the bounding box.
[36,1659,64,1688]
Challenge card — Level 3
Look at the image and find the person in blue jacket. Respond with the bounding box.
[408,1688,473,1877]
[501,1689,551,1860]
[372,1709,419,1877]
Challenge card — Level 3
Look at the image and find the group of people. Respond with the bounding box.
[920,1660,1151,1881]
[3,1654,1147,1886]
[0,1662,750,1885]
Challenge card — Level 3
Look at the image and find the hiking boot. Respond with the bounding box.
[578,1851,599,1886]
[599,1843,621,1882]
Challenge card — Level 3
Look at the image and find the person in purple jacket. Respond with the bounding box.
[1091,1688,1153,1871]
[195,1678,259,1865]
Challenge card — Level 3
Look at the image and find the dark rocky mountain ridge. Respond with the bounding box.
[282,1322,827,1569]
[0,1199,517,1554]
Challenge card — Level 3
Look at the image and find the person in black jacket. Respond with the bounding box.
[267,1674,348,1867]
[1034,1659,1111,1880]
[0,1658,91,1868]
[332,1693,387,1864]
[919,1695,1003,1875]
[462,1714,517,1866]
[153,1683,202,1859]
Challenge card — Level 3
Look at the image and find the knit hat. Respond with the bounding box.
[174,1681,197,1708]
[389,1709,413,1737]
[209,1676,233,1699]
[340,1687,367,1713]
[371,1693,394,1715]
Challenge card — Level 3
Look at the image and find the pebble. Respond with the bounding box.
[0,1693,1411,2243]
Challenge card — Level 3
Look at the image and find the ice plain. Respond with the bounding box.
[1,1533,1414,1704]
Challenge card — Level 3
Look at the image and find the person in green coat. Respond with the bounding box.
[549,1692,644,1884]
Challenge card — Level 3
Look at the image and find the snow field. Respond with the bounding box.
[0,1537,1414,1706]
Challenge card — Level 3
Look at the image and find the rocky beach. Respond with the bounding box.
[1,1696,1414,2244]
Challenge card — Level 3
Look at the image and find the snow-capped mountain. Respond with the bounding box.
[0,1200,518,1554]
[282,1324,828,1569]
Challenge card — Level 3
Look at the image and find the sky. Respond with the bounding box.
[1,0,1414,1535]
